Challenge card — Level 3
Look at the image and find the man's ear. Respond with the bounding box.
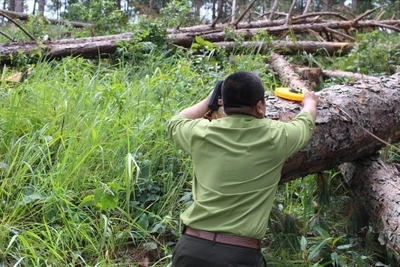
[255,100,265,118]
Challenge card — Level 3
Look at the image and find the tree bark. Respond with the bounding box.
[9,0,15,12]
[339,156,400,261]
[0,36,353,64]
[215,41,353,56]
[322,0,332,12]
[351,0,358,11]
[38,0,45,16]
[168,19,400,46]
[265,53,400,182]
[303,0,312,14]
[14,0,23,12]
[275,73,400,182]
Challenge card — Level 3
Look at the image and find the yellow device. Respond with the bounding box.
[274,87,304,102]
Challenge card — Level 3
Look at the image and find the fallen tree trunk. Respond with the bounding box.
[0,9,93,28]
[169,19,400,46]
[215,41,353,56]
[339,156,400,261]
[0,35,352,64]
[266,53,400,182]
[273,72,400,182]
[269,52,310,92]
[294,67,380,82]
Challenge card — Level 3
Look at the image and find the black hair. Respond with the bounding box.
[222,71,265,110]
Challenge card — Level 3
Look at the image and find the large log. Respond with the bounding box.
[0,35,351,64]
[274,73,400,182]
[169,20,400,46]
[267,52,400,182]
[266,52,400,182]
[340,156,400,260]
[215,41,353,56]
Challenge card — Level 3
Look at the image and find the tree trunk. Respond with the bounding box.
[9,0,15,11]
[231,0,236,23]
[32,0,37,15]
[38,0,45,16]
[268,0,278,20]
[168,19,400,46]
[0,36,353,64]
[212,0,216,20]
[322,0,332,12]
[217,0,224,21]
[340,156,400,261]
[351,0,358,12]
[218,40,353,55]
[266,53,400,182]
[14,0,23,12]
[303,0,312,14]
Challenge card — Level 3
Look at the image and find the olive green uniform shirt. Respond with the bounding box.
[167,112,315,240]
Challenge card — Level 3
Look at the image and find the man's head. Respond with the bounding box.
[222,71,266,118]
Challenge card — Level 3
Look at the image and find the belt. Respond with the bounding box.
[183,226,261,250]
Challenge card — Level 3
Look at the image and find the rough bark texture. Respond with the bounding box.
[0,36,352,64]
[212,41,352,55]
[273,72,400,183]
[0,33,133,62]
[339,156,400,260]
[168,20,400,46]
[269,52,310,92]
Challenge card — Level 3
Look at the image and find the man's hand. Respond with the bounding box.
[179,92,213,120]
[301,91,319,121]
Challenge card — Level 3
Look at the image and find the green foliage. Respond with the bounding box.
[62,0,129,34]
[333,31,400,75]
[160,0,194,28]
[115,18,168,63]
[80,182,123,210]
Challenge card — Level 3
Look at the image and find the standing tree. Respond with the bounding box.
[14,0,23,12]
[38,0,46,16]
[322,0,332,11]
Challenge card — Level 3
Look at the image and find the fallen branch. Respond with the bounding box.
[0,10,36,41]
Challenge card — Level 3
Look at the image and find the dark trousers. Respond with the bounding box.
[172,234,267,267]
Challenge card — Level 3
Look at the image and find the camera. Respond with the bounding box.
[207,80,223,111]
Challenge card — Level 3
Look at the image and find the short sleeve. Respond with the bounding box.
[283,112,315,158]
[167,114,200,153]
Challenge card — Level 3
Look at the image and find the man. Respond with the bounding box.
[167,71,318,267]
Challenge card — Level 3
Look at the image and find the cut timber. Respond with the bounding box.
[294,67,380,82]
[340,156,400,260]
[215,41,353,56]
[0,33,134,63]
[0,35,352,64]
[270,72,400,183]
[269,52,310,93]
[168,20,400,46]
[322,69,380,81]
[0,9,93,28]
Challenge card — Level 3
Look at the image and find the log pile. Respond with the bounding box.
[0,7,400,62]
